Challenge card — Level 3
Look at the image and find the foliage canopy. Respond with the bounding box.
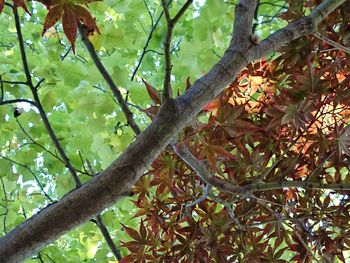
[0,0,350,262]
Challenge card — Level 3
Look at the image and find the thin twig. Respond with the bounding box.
[0,155,54,202]
[0,80,28,85]
[0,177,9,234]
[161,0,193,101]
[16,119,64,163]
[95,215,122,260]
[0,98,36,107]
[78,23,141,135]
[13,6,81,187]
[130,3,169,81]
[313,32,350,54]
[173,142,350,195]
[0,75,3,101]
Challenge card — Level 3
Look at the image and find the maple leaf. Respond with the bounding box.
[142,79,161,105]
[40,0,100,52]
[0,0,30,14]
[13,0,30,14]
[337,125,350,157]
[0,0,4,13]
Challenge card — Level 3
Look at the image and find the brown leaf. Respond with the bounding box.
[42,5,63,36]
[142,79,161,105]
[62,3,77,52]
[13,0,30,14]
[122,224,142,243]
[72,4,100,33]
[222,120,262,138]
[0,0,5,13]
[186,77,191,90]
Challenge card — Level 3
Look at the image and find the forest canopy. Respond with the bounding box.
[0,0,350,262]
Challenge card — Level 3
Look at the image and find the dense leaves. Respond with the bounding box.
[122,1,350,262]
[0,0,350,262]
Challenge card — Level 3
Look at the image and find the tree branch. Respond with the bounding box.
[232,0,259,48]
[0,155,53,202]
[0,98,36,107]
[0,0,345,261]
[174,142,350,195]
[161,0,193,101]
[9,6,123,262]
[13,6,81,187]
[95,215,122,260]
[78,23,141,135]
[252,0,345,59]
[313,32,350,54]
[131,2,169,81]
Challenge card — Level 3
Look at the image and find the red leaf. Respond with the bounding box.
[186,77,191,90]
[42,5,63,36]
[222,120,262,137]
[141,105,160,119]
[142,79,161,105]
[72,4,100,34]
[13,0,30,14]
[35,0,62,8]
[62,3,77,52]
[122,224,142,242]
[211,145,237,160]
[0,0,5,13]
[139,220,147,241]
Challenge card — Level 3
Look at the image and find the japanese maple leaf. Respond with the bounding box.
[0,0,30,14]
[337,125,350,157]
[0,0,4,13]
[40,0,100,51]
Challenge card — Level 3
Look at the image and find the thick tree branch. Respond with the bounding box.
[232,0,258,48]
[252,0,345,59]
[0,0,345,261]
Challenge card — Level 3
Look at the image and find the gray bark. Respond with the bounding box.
[0,0,345,261]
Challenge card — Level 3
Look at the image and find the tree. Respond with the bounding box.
[0,0,349,261]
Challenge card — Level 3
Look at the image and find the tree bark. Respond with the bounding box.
[0,0,344,261]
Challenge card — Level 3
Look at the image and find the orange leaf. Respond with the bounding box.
[42,5,63,36]
[62,3,77,51]
[203,99,220,111]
